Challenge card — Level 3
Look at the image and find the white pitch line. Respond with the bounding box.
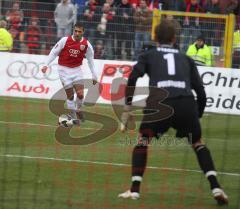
[0,120,100,131]
[1,154,240,177]
[0,120,56,128]
[0,120,235,142]
[0,121,239,177]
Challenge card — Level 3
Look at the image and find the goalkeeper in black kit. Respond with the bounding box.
[118,19,228,205]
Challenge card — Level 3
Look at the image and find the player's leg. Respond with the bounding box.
[58,66,78,122]
[130,132,150,193]
[118,133,150,200]
[65,87,74,101]
[68,66,85,122]
[64,87,78,119]
[73,83,85,122]
[192,139,228,205]
[190,117,228,205]
[175,97,228,205]
[119,120,170,199]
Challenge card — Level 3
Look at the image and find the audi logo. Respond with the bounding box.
[7,61,59,81]
[69,49,80,54]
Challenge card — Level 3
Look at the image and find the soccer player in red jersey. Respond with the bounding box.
[41,22,98,122]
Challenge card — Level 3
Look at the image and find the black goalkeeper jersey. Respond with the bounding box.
[126,46,206,112]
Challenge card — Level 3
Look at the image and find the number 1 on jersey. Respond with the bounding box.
[163,53,175,75]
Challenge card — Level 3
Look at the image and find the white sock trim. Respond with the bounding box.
[196,145,205,152]
[66,99,75,110]
[132,176,142,182]
[75,97,83,110]
[205,170,217,178]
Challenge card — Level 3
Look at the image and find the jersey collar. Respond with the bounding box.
[71,35,83,42]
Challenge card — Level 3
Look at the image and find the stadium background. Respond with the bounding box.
[0,0,240,209]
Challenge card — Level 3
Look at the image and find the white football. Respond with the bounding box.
[58,114,74,127]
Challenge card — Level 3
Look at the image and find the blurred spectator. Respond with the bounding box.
[147,0,179,10]
[105,0,119,11]
[178,0,187,11]
[159,0,179,11]
[186,35,212,66]
[233,0,240,15]
[128,0,140,9]
[72,0,87,19]
[45,19,56,54]
[0,20,13,51]
[8,25,24,53]
[163,14,182,48]
[5,2,24,52]
[83,0,100,43]
[115,0,134,60]
[224,0,238,14]
[94,40,107,59]
[96,2,116,59]
[25,17,42,54]
[99,0,119,6]
[204,0,221,13]
[203,0,221,46]
[199,0,208,7]
[54,0,76,39]
[148,0,161,10]
[133,0,152,60]
[5,2,24,29]
[180,0,204,52]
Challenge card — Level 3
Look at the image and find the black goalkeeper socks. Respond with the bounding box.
[194,145,221,190]
[208,175,221,190]
[130,145,148,193]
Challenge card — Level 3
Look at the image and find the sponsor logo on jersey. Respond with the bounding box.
[69,49,80,57]
[80,45,86,51]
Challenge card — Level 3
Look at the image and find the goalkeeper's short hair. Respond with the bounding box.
[154,19,176,45]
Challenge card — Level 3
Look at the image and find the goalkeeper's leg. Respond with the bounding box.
[118,134,151,199]
[192,140,228,205]
[184,109,228,206]
[130,144,148,193]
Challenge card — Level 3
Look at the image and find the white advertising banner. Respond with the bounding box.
[0,52,240,115]
[198,67,240,115]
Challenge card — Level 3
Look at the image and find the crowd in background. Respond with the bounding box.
[0,0,240,67]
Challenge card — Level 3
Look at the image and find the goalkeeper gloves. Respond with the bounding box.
[120,105,132,132]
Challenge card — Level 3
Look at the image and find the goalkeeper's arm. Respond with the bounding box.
[120,67,142,132]
[189,57,207,118]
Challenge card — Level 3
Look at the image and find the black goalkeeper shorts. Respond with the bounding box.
[139,97,201,144]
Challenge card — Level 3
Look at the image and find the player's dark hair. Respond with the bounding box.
[74,22,84,30]
[154,19,175,44]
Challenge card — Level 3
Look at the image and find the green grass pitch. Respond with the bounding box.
[0,96,239,209]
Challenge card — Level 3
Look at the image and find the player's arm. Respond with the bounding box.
[126,53,147,105]
[86,41,98,84]
[189,57,206,118]
[121,53,147,131]
[41,37,67,73]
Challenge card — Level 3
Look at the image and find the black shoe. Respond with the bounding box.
[212,188,228,205]
[72,119,80,126]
